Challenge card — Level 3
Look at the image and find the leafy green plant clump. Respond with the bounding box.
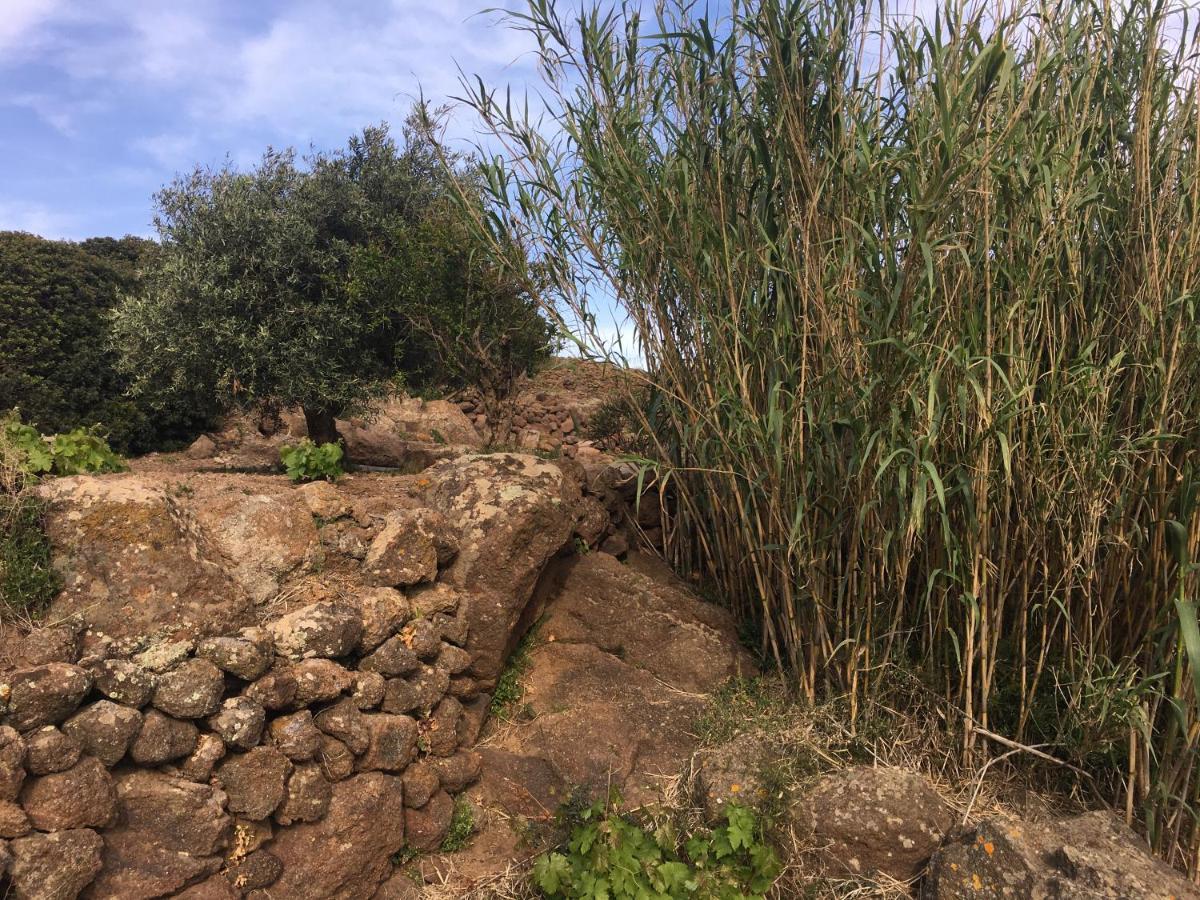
[534,799,779,900]
[5,417,126,477]
[280,439,345,482]
[440,797,475,853]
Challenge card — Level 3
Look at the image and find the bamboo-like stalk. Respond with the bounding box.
[457,0,1200,875]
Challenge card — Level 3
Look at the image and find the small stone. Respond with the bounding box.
[456,695,489,747]
[448,675,479,700]
[359,636,419,677]
[436,643,472,675]
[274,764,331,825]
[153,658,225,719]
[130,709,199,765]
[269,710,322,761]
[405,619,441,661]
[9,828,103,900]
[19,756,116,830]
[3,664,92,731]
[401,762,439,809]
[24,726,79,775]
[351,671,386,710]
[269,602,363,661]
[353,587,412,652]
[196,629,274,681]
[208,697,266,751]
[90,658,156,707]
[217,747,291,820]
[362,511,439,587]
[245,669,298,711]
[318,735,355,782]
[431,602,470,648]
[292,659,354,706]
[16,626,80,666]
[356,714,418,773]
[133,639,194,673]
[231,817,273,856]
[424,697,462,757]
[314,700,370,755]
[179,733,226,782]
[0,800,30,838]
[381,667,449,716]
[224,849,283,891]
[405,790,454,851]
[431,750,482,792]
[0,728,25,800]
[62,700,142,766]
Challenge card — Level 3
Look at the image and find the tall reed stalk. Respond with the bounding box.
[460,0,1200,873]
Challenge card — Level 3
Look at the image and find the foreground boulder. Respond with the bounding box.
[268,772,406,899]
[9,828,103,899]
[923,810,1200,899]
[426,454,582,687]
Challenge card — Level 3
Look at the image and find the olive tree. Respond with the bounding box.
[114,116,547,450]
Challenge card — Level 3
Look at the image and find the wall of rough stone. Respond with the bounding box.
[0,592,485,899]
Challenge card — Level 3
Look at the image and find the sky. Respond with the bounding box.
[0,0,541,241]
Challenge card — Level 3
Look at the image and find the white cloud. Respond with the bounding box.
[0,0,62,55]
[0,198,79,240]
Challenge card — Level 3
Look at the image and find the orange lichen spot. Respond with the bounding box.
[729,783,741,793]
[983,841,994,856]
[949,862,959,872]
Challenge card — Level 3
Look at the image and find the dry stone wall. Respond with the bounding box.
[0,594,485,899]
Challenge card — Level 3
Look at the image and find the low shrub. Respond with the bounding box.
[4,415,125,477]
[533,797,780,899]
[279,439,345,482]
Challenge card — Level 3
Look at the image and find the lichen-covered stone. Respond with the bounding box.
[315,699,370,755]
[381,666,449,716]
[351,671,386,710]
[62,700,142,766]
[24,725,79,775]
[292,658,354,706]
[352,587,411,653]
[436,643,472,675]
[404,789,454,851]
[359,635,420,677]
[401,761,439,809]
[269,709,322,761]
[431,750,482,793]
[133,639,193,673]
[152,658,225,719]
[0,727,25,801]
[274,763,331,826]
[405,619,441,661]
[244,668,298,711]
[8,828,102,900]
[195,629,274,681]
[424,697,462,757]
[318,735,355,782]
[0,800,30,838]
[362,511,440,588]
[269,602,363,661]
[90,658,156,707]
[207,696,266,751]
[223,848,283,891]
[179,733,226,782]
[3,663,92,731]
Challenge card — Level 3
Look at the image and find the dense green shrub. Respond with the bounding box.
[111,110,555,455]
[0,231,215,453]
[534,798,779,899]
[279,440,344,483]
[4,415,125,477]
[468,0,1200,873]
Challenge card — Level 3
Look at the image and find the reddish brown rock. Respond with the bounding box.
[9,828,102,900]
[359,635,420,677]
[130,709,199,765]
[352,671,386,710]
[217,747,291,820]
[405,789,454,852]
[274,763,332,826]
[269,772,406,899]
[4,663,92,731]
[245,668,298,710]
[363,511,440,587]
[794,766,952,881]
[195,629,274,681]
[86,770,231,899]
[431,750,482,793]
[318,735,355,782]
[62,700,142,766]
[179,733,226,782]
[90,658,155,707]
[923,811,1200,900]
[269,601,363,661]
[292,658,354,706]
[24,724,79,775]
[424,697,462,757]
[152,658,225,719]
[20,756,116,831]
[223,849,283,892]
[315,699,371,755]
[0,799,30,838]
[351,587,411,652]
[381,666,449,716]
[0,727,26,803]
[207,696,266,751]
[16,625,81,667]
[269,709,322,761]
[357,714,418,773]
[401,762,440,809]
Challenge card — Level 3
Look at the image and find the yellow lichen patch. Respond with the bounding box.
[972,874,983,890]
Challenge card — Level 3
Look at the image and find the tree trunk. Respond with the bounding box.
[302,404,341,448]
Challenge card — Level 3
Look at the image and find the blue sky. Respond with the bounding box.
[0,0,541,241]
